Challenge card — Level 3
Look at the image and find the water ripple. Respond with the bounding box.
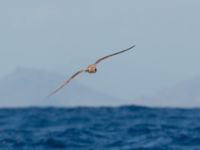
[0,106,200,149]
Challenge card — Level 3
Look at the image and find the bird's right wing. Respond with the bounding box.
[48,69,86,97]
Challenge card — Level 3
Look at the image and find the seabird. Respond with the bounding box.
[48,45,135,97]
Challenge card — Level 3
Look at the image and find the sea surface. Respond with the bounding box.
[0,106,200,150]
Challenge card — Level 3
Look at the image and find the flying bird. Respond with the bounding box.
[48,45,136,97]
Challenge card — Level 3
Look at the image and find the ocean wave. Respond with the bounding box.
[0,106,200,149]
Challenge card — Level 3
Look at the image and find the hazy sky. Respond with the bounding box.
[0,0,200,102]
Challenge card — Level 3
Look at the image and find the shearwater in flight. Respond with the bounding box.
[48,45,135,97]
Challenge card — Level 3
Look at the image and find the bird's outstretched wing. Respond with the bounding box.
[48,69,86,97]
[95,45,135,65]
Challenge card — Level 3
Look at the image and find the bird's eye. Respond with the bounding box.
[95,68,97,72]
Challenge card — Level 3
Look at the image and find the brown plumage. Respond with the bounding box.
[48,45,135,97]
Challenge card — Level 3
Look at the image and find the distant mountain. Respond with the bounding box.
[0,68,116,107]
[140,76,200,107]
[3,68,199,108]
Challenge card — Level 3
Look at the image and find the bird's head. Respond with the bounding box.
[87,64,97,73]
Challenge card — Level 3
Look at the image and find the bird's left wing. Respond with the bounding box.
[48,68,86,97]
[94,45,135,65]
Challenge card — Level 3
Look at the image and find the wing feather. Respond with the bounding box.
[48,69,86,97]
[95,45,135,64]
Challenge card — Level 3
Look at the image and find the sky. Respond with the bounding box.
[0,0,200,104]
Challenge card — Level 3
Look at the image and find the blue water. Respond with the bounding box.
[0,106,200,150]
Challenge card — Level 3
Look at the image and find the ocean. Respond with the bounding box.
[0,106,200,150]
